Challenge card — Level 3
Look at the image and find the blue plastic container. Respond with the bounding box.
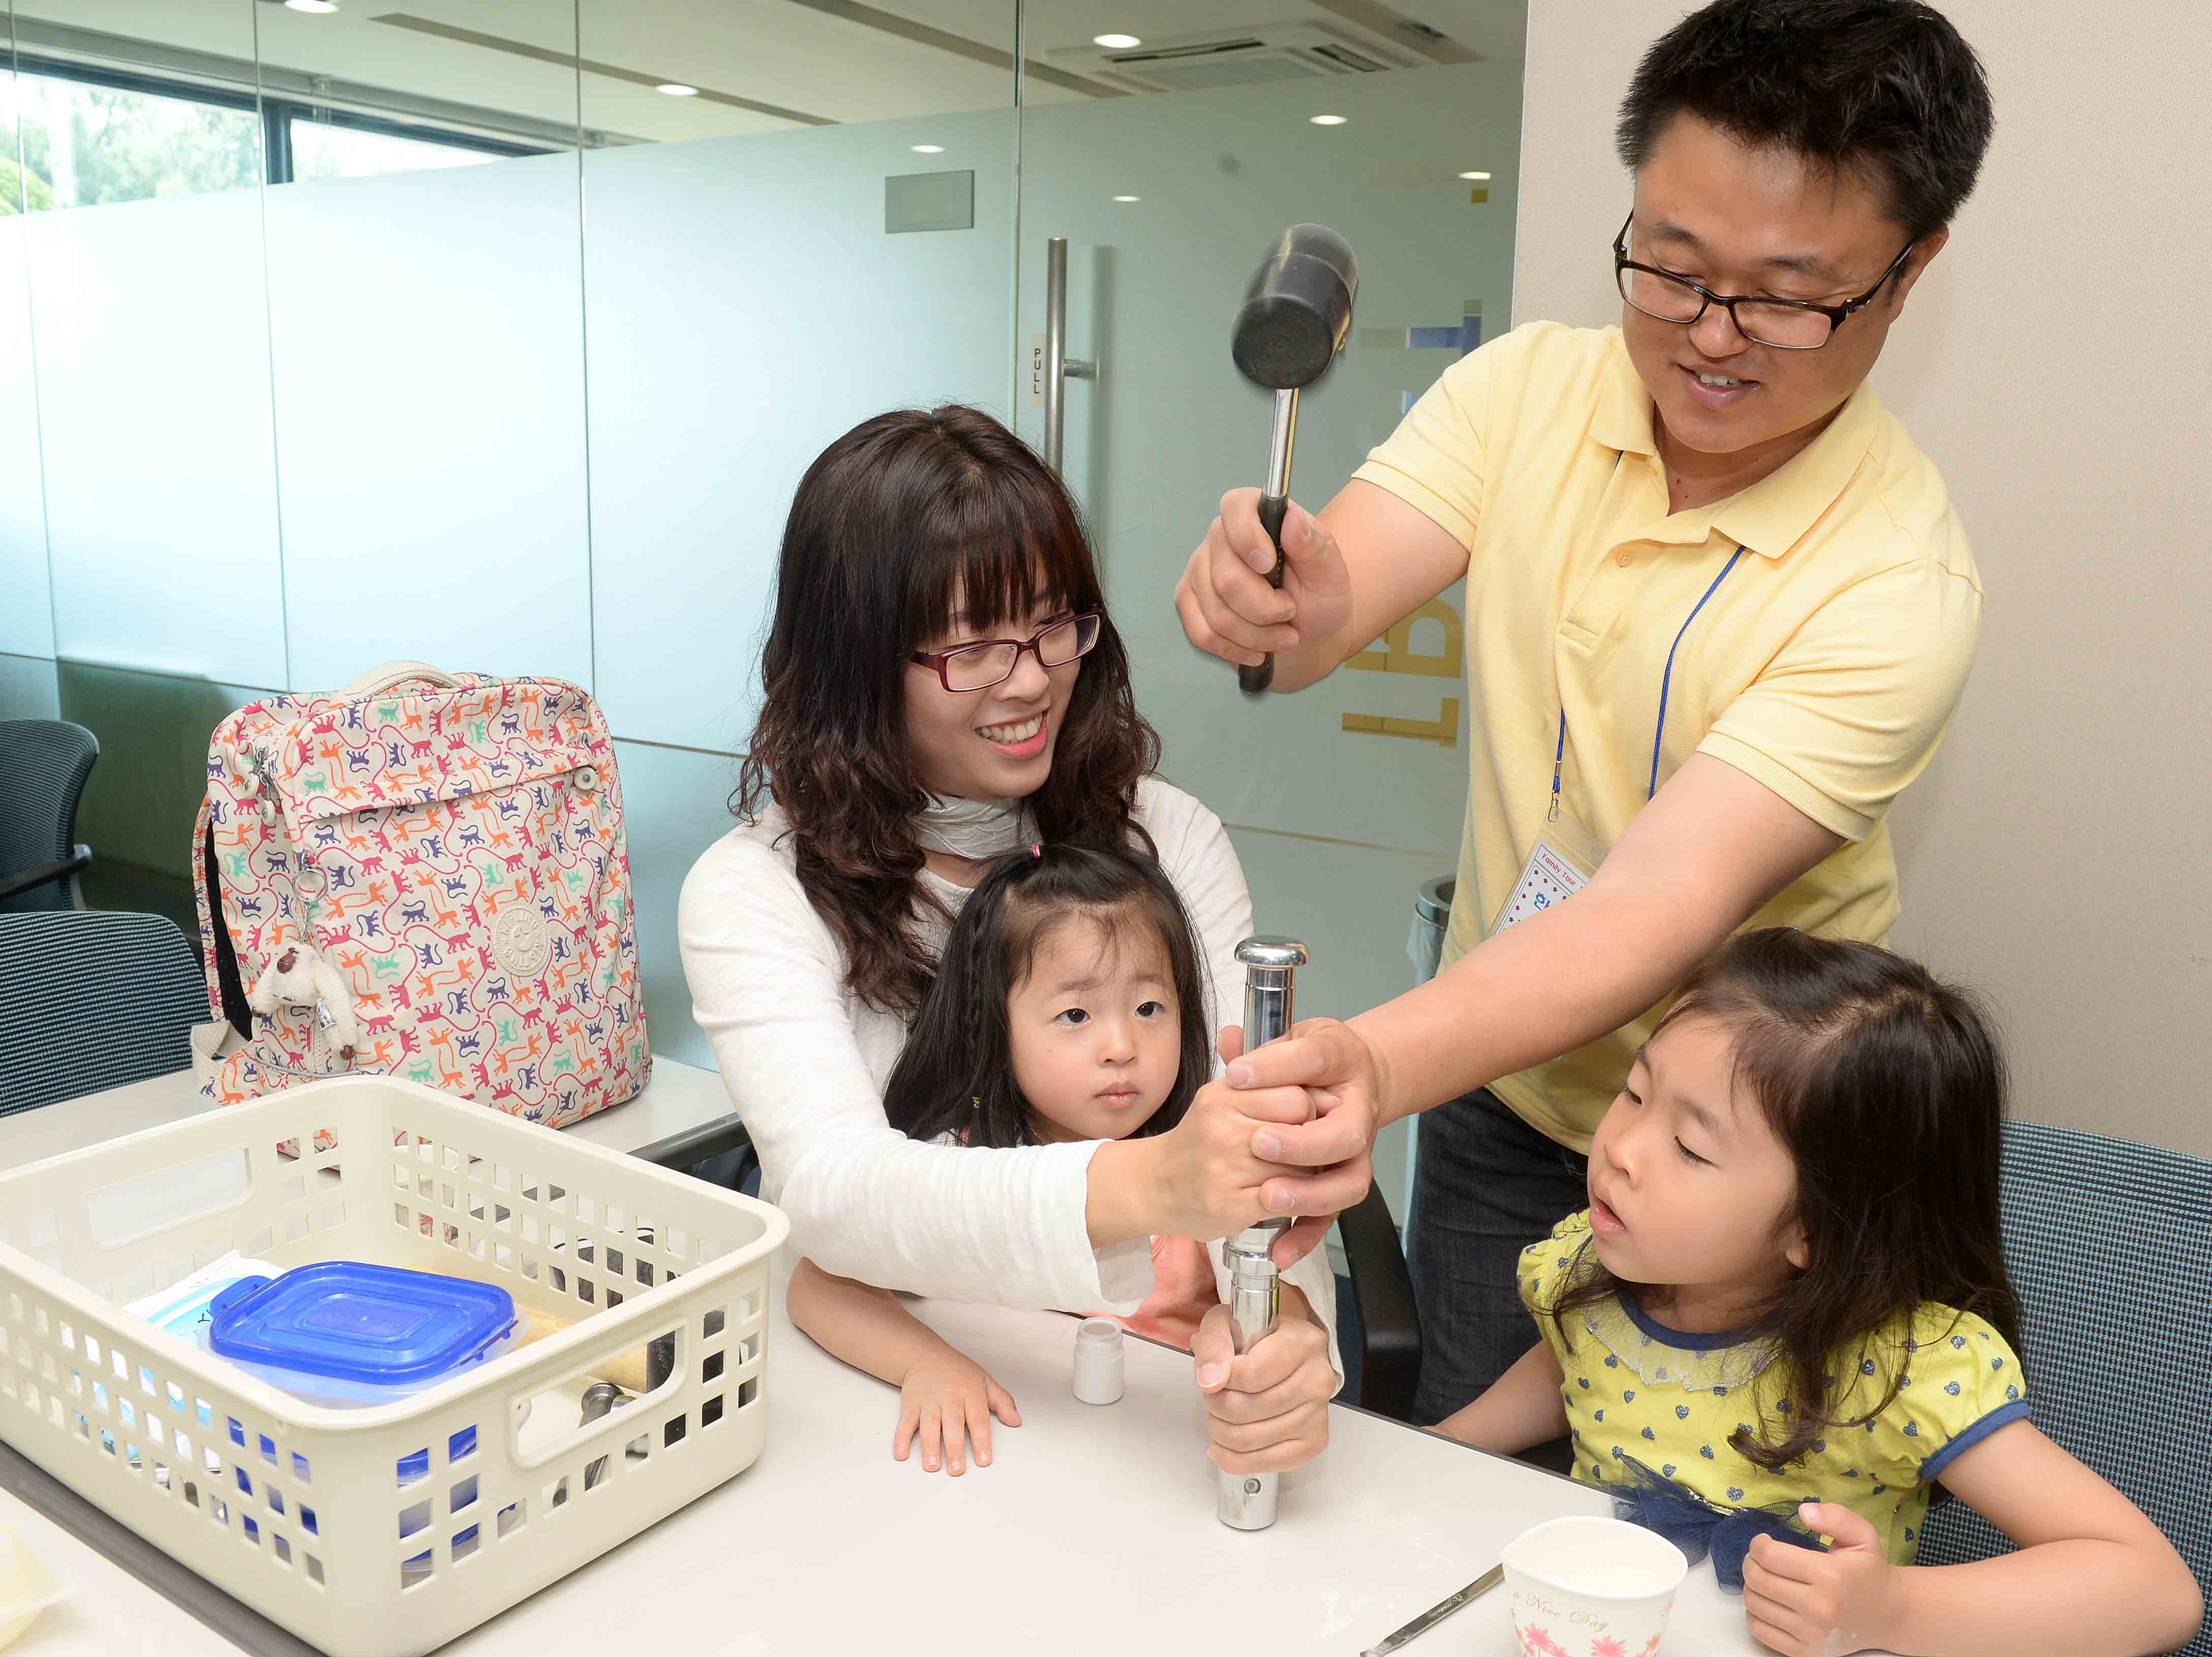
[208,1263,520,1408]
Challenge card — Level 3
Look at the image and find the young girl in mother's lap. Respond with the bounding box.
[788,842,1340,1475]
[1439,930,2200,1657]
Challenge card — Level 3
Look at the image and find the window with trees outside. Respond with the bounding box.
[0,56,542,214]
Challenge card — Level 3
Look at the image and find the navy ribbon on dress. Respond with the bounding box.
[1611,1455,1827,1592]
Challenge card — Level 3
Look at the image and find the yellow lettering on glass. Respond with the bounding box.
[1345,598,1463,679]
[1343,596,1463,748]
[1342,700,1460,747]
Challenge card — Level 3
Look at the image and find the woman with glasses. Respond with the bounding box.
[679,405,1341,1477]
[1174,0,1996,1435]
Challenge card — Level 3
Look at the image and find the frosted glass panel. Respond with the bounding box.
[264,151,592,691]
[583,106,1018,751]
[1016,58,1524,860]
[0,69,35,659]
[0,218,53,663]
[27,184,286,688]
[613,738,745,1072]
[0,653,59,721]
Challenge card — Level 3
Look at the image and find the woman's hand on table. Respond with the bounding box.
[1191,1284,1333,1474]
[893,1347,1021,1476]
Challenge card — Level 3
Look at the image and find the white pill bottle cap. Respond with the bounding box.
[1072,1316,1126,1405]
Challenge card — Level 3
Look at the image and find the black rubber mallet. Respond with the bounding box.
[1229,224,1359,694]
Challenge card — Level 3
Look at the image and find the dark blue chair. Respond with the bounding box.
[1917,1120,2211,1654]
[0,718,99,913]
[0,910,204,1117]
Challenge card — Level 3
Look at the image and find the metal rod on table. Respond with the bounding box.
[1217,936,1309,1530]
[1216,1223,1288,1531]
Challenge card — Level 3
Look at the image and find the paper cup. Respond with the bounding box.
[1501,1514,1688,1656]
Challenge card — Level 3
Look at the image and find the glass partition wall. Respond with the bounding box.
[0,0,1526,1215]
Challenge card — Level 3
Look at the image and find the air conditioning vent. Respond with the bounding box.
[1309,42,1396,73]
[1046,19,1432,94]
[1104,37,1270,65]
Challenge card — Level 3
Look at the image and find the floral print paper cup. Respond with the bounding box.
[1501,1514,1688,1656]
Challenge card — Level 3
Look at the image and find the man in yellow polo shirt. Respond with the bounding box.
[1178,0,1994,1425]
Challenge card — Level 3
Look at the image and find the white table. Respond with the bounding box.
[3,1240,1804,1656]
[0,1058,741,1171]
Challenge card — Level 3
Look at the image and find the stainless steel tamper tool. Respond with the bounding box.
[1218,934,1310,1531]
[1230,225,1358,696]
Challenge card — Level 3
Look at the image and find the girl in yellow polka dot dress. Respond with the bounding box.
[1436,930,2200,1657]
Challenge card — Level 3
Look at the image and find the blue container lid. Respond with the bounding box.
[209,1263,517,1390]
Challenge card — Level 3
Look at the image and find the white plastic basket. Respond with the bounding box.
[0,1077,787,1656]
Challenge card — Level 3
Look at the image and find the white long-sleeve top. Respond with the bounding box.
[676,777,1340,1380]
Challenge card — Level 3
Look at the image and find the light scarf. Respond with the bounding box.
[913,791,1036,861]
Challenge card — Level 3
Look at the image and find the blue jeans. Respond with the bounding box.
[1406,1087,1590,1427]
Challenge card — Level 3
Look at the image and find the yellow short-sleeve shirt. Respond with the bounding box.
[1520,1213,2031,1566]
[1354,322,1982,1149]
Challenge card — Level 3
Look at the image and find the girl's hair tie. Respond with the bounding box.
[1029,843,1043,861]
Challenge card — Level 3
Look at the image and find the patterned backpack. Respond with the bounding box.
[190,661,650,1134]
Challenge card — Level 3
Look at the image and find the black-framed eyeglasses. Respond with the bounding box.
[1612,212,1917,350]
[908,611,1102,693]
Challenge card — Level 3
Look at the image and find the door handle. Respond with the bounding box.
[1042,236,1096,475]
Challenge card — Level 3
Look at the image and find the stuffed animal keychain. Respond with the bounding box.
[249,944,362,1062]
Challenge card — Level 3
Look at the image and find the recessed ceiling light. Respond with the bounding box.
[1093,33,1141,49]
[1309,114,1348,127]
[655,83,699,97]
[283,0,339,12]
[911,143,945,154]
[1459,170,1492,181]
[1112,194,1140,203]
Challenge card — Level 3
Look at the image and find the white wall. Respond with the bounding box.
[1512,0,2212,1154]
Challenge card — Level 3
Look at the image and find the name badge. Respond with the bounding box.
[1489,816,1604,938]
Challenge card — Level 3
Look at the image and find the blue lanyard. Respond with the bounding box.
[1549,545,1747,817]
